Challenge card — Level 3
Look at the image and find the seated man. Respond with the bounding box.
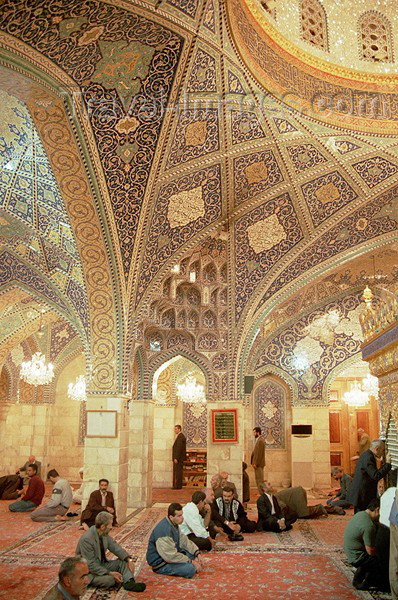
[276,486,327,518]
[77,511,146,592]
[202,487,228,542]
[344,498,383,590]
[0,474,23,500]
[147,502,204,578]
[327,467,352,512]
[31,469,72,522]
[257,481,298,532]
[9,463,44,512]
[18,455,41,485]
[43,556,89,600]
[211,472,238,499]
[214,485,256,538]
[73,468,84,505]
[180,490,215,551]
[80,478,117,530]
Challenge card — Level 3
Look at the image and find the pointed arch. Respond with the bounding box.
[300,0,329,51]
[358,11,393,63]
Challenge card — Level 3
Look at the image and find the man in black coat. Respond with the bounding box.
[348,439,391,512]
[172,424,186,489]
[257,481,298,532]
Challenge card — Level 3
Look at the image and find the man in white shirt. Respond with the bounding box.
[257,481,298,532]
[180,491,216,551]
[31,468,73,522]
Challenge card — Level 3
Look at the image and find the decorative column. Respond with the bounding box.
[83,394,129,521]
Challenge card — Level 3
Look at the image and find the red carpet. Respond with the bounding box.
[0,495,390,600]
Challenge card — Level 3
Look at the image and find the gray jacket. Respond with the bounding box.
[76,526,129,578]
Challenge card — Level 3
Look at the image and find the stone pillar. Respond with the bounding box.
[153,404,174,488]
[127,399,153,509]
[206,402,244,499]
[83,395,129,521]
[292,406,330,488]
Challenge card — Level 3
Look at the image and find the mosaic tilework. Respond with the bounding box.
[260,186,398,310]
[203,0,216,32]
[230,111,266,145]
[137,164,222,299]
[235,193,303,320]
[352,156,398,188]
[334,140,360,155]
[227,71,246,94]
[0,251,67,310]
[301,171,358,227]
[254,380,285,448]
[0,0,184,279]
[183,402,207,447]
[256,293,363,405]
[234,150,284,205]
[49,320,77,362]
[286,143,327,172]
[167,0,198,18]
[167,109,219,168]
[187,48,217,92]
[273,118,298,134]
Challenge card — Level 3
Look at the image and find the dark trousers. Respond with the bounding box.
[257,508,298,532]
[238,517,256,533]
[352,554,380,588]
[173,461,183,489]
[187,533,212,551]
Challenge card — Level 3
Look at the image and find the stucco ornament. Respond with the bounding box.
[305,309,341,345]
[167,186,205,228]
[247,214,286,254]
[10,344,24,366]
[335,305,364,341]
[293,336,323,367]
[245,160,268,184]
[184,121,207,146]
[261,400,278,419]
[315,182,340,204]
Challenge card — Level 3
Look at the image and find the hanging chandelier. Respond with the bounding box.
[68,375,86,402]
[176,374,206,404]
[361,374,379,397]
[342,380,369,408]
[20,352,54,386]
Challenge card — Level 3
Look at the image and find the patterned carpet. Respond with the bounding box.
[0,498,392,600]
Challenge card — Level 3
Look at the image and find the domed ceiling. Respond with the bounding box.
[0,0,396,396]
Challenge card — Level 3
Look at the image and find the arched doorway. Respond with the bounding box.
[152,355,207,491]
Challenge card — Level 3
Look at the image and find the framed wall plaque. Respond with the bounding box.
[211,409,238,443]
[86,410,117,438]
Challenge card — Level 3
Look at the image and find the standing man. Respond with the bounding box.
[43,556,89,600]
[9,463,44,512]
[31,468,73,522]
[76,511,146,592]
[348,439,391,512]
[172,424,186,490]
[251,426,266,492]
[80,478,118,530]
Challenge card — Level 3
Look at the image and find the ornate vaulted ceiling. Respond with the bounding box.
[0,0,397,397]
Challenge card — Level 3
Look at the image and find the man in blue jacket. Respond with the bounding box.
[147,502,204,578]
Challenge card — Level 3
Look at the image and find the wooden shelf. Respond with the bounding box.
[184,450,207,488]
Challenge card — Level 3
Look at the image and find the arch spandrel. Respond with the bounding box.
[0,64,119,393]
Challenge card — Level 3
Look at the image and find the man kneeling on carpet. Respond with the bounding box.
[76,511,146,592]
[180,490,216,551]
[31,469,73,522]
[43,556,89,600]
[344,498,384,591]
[146,502,204,578]
[257,481,298,532]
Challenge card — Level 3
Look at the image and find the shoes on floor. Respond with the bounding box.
[123,579,146,592]
[228,533,244,541]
